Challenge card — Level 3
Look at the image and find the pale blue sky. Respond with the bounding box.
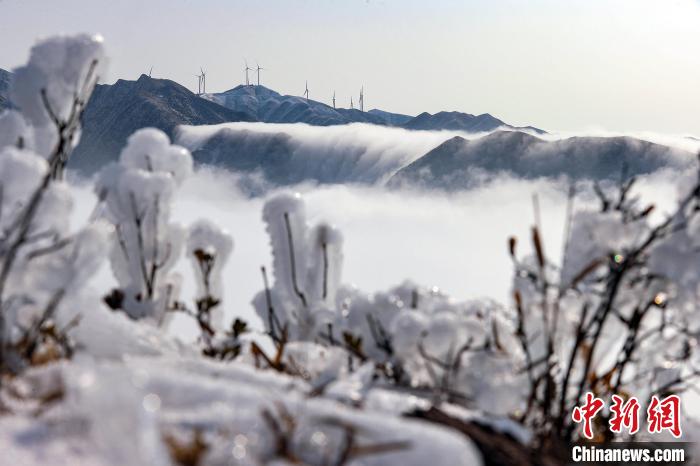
[2,0,700,134]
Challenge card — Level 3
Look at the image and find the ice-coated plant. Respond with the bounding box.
[9,34,106,178]
[187,220,233,328]
[254,192,526,410]
[253,193,344,342]
[0,34,108,374]
[510,169,700,444]
[184,219,248,358]
[96,128,193,322]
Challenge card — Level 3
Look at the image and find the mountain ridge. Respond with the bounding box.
[388,130,692,190]
[69,74,254,172]
[205,84,546,134]
[0,68,550,174]
[403,111,546,134]
[2,67,689,191]
[0,68,11,110]
[204,84,409,126]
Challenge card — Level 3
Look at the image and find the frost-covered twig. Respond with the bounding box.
[0,35,106,375]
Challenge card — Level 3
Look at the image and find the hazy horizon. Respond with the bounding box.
[2,0,700,135]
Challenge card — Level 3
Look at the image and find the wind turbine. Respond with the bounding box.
[359,86,364,112]
[244,60,252,86]
[350,96,354,109]
[200,68,207,94]
[148,66,153,78]
[303,81,309,102]
[332,91,336,109]
[256,62,263,86]
[196,72,202,94]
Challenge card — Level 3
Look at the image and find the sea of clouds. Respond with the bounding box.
[68,122,697,341]
[175,122,700,197]
[70,161,685,341]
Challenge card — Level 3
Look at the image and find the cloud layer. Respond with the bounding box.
[70,164,685,342]
[176,122,698,194]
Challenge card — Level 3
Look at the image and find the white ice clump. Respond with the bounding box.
[187,219,233,329]
[0,110,34,151]
[253,192,344,340]
[96,128,193,322]
[9,34,106,158]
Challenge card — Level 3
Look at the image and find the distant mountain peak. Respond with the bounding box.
[205,84,395,126]
[389,130,689,190]
[402,110,544,134]
[69,73,254,172]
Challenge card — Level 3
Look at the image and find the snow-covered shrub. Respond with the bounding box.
[253,193,344,342]
[187,219,233,330]
[0,34,108,374]
[511,173,700,443]
[254,193,526,413]
[97,128,192,322]
[185,220,249,359]
[94,130,247,358]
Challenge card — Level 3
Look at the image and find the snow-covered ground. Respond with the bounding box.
[1,350,484,465]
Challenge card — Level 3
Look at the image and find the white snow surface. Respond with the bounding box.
[1,351,483,466]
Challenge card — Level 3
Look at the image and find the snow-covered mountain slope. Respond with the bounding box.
[203,86,542,135]
[0,68,10,110]
[176,122,461,187]
[388,131,693,190]
[204,85,400,126]
[177,123,693,191]
[368,108,413,126]
[402,111,546,134]
[69,75,254,173]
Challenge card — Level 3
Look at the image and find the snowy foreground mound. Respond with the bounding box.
[4,33,700,466]
[1,349,484,465]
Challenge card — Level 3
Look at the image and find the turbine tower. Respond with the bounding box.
[244,60,252,86]
[359,86,364,112]
[303,81,309,102]
[350,96,354,109]
[332,91,336,109]
[148,66,153,78]
[200,68,207,94]
[196,72,202,95]
[256,63,263,86]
